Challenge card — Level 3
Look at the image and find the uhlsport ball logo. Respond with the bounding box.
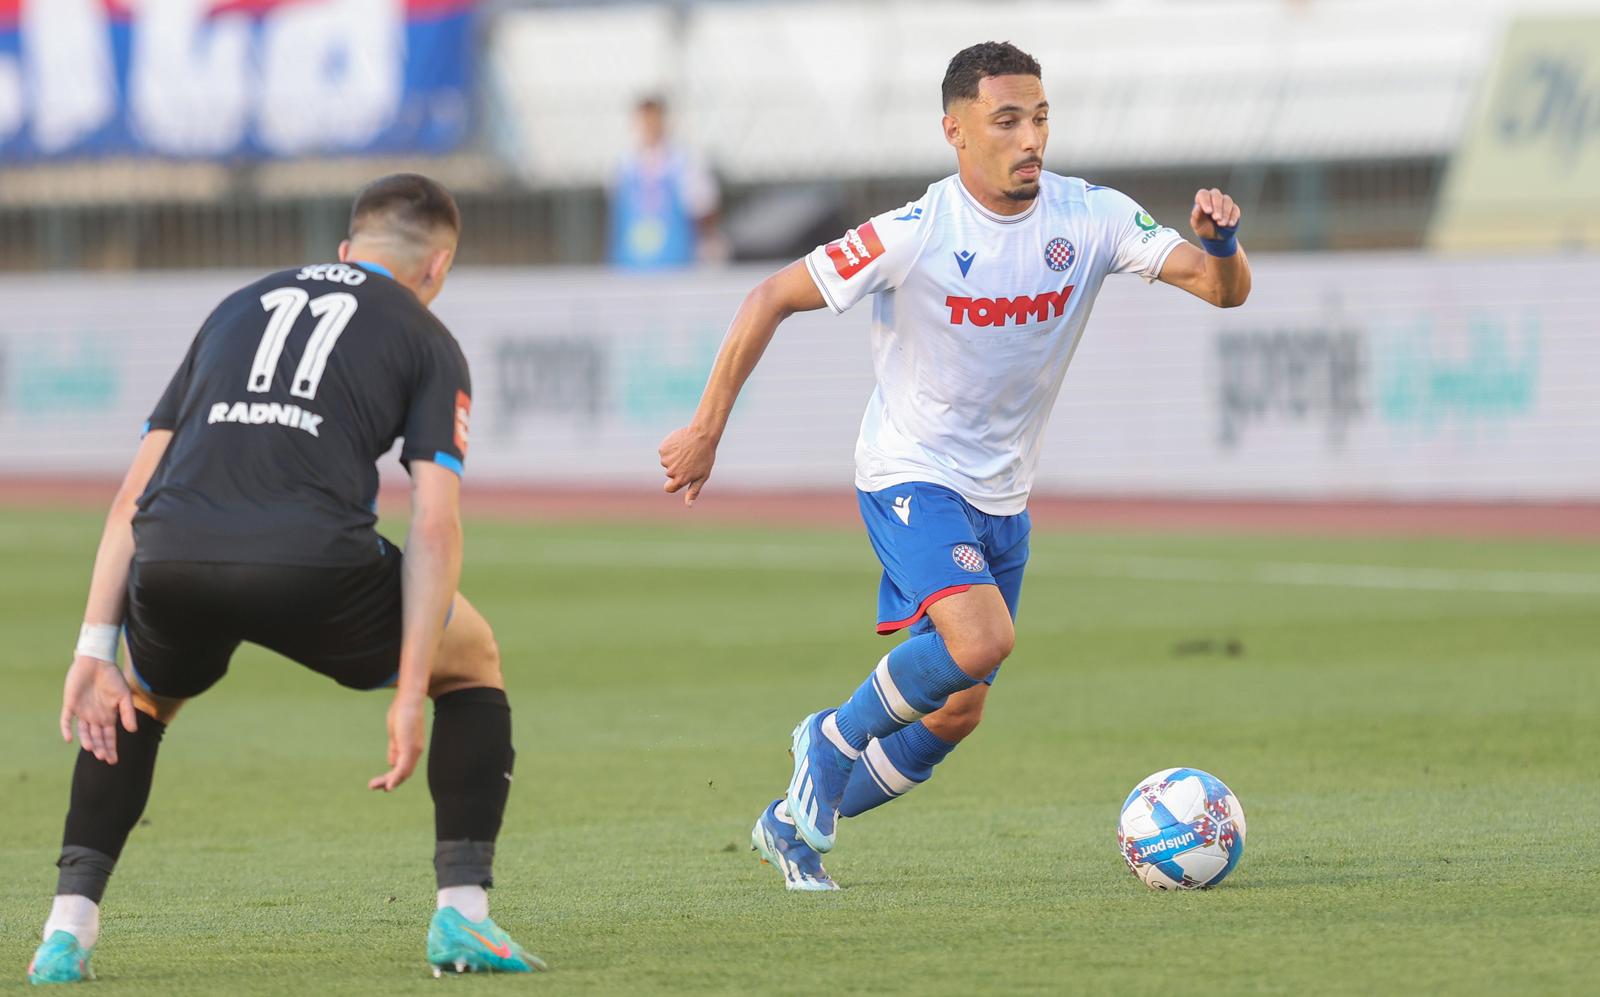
[951,544,986,573]
[1117,767,1247,890]
[1044,237,1075,272]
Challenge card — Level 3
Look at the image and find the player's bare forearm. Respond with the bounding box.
[660,260,826,504]
[690,261,825,439]
[398,466,463,699]
[82,512,136,628]
[1201,245,1251,308]
[368,459,460,792]
[397,522,459,696]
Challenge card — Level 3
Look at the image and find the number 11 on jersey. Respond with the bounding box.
[249,288,359,400]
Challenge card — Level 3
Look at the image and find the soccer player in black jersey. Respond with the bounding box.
[27,175,544,984]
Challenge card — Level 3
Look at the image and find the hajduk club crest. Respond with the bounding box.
[1044,237,1075,272]
[952,544,987,573]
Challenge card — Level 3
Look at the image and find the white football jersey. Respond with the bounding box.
[805,172,1185,515]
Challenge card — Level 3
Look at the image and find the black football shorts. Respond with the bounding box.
[124,539,404,698]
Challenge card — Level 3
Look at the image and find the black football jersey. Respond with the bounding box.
[133,262,471,567]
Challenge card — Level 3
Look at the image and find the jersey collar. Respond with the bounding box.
[955,176,1040,225]
[352,260,395,279]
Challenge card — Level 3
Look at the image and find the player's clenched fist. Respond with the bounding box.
[659,425,719,506]
[1189,188,1240,240]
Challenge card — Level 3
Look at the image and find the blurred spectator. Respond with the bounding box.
[608,96,727,269]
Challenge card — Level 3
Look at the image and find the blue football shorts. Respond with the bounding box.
[857,481,1030,684]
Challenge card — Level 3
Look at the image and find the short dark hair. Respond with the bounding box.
[941,42,1042,110]
[636,94,666,114]
[349,173,460,241]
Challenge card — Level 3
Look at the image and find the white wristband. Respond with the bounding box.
[75,623,120,664]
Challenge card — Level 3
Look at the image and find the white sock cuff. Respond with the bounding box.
[862,739,919,795]
[871,655,926,725]
[821,711,863,760]
[44,894,99,949]
[437,884,489,924]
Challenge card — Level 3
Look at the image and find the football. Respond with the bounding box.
[1118,768,1247,890]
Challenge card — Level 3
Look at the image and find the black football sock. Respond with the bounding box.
[56,716,167,903]
[429,687,514,890]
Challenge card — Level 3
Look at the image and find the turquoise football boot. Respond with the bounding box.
[426,907,547,976]
[26,931,93,985]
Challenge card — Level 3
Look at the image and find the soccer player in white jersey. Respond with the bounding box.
[659,41,1251,890]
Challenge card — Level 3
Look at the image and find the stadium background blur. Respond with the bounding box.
[2,0,1597,507]
[1,1,1597,994]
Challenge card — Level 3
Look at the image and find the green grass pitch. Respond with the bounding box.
[1,506,1597,994]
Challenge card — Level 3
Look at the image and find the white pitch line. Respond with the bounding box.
[472,539,1600,597]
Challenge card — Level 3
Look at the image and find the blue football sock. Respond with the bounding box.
[832,632,976,751]
[839,721,958,818]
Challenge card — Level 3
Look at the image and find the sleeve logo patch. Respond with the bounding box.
[824,221,886,280]
[1135,211,1159,232]
[454,390,472,454]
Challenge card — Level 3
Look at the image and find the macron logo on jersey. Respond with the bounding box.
[946,285,1075,328]
[207,401,323,437]
[825,222,885,280]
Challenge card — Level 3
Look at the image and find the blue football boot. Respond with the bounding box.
[784,710,855,853]
[752,799,840,891]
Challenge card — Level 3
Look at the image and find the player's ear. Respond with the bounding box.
[942,113,963,150]
[337,240,352,263]
[422,247,453,290]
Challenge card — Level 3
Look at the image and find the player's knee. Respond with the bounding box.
[432,622,504,697]
[484,631,504,680]
[466,626,504,686]
[991,625,1016,666]
[946,622,1015,677]
[927,697,984,742]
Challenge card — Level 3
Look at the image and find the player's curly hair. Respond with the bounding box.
[941,41,1042,110]
[349,173,461,241]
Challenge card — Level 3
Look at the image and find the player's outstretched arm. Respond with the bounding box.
[370,460,462,792]
[658,260,827,506]
[61,430,171,764]
[1156,188,1251,308]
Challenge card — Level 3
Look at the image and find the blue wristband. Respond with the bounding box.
[1201,226,1238,258]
